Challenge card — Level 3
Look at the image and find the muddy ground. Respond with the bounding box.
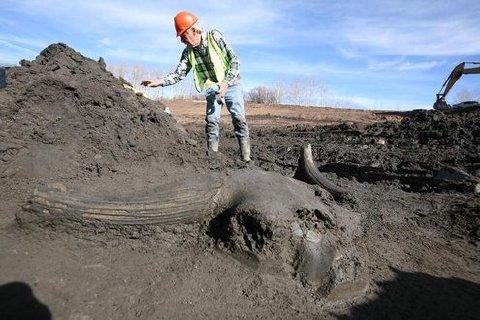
[1,44,479,319]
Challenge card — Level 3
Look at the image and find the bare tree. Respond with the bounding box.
[131,65,145,83]
[276,77,330,107]
[247,86,281,104]
[106,62,352,108]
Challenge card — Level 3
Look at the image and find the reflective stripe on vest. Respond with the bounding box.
[188,30,230,92]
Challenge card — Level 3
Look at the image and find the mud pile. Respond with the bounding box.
[332,109,480,173]
[0,43,224,199]
[251,109,480,192]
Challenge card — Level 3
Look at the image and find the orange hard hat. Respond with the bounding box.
[174,11,198,37]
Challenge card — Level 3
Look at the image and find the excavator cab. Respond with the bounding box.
[433,62,480,110]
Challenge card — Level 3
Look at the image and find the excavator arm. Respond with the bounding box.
[434,62,480,110]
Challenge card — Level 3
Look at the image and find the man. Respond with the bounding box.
[142,11,251,162]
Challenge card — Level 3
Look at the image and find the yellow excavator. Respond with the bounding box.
[433,62,480,110]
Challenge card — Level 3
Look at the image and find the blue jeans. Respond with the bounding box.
[205,83,249,142]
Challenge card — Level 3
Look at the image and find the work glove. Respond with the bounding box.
[205,81,228,105]
[122,84,145,97]
[205,85,225,106]
[141,79,164,88]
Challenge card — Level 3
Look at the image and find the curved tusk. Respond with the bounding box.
[22,174,225,225]
[293,144,348,200]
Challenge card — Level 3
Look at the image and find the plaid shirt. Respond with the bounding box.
[162,30,240,87]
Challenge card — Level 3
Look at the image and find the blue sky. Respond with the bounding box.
[1,0,480,110]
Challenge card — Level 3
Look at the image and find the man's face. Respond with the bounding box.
[180,28,201,47]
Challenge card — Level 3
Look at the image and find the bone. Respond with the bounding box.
[293,144,348,200]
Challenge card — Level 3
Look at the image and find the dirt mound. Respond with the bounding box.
[0,43,227,201]
[356,109,480,172]
[249,109,480,191]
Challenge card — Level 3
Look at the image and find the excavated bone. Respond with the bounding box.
[19,169,366,299]
[21,170,338,227]
[22,174,224,225]
[21,145,352,227]
[293,144,348,200]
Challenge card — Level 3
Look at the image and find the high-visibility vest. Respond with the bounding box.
[188,30,230,92]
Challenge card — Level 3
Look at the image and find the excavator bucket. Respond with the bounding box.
[433,96,449,110]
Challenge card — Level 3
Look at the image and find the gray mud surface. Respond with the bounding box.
[1,44,480,319]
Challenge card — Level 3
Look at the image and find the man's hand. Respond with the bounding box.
[141,79,164,88]
[218,81,228,96]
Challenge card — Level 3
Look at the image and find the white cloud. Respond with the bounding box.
[333,93,430,110]
[294,1,480,57]
[9,0,171,30]
[103,48,175,65]
[98,38,113,47]
[7,0,285,46]
[4,0,291,69]
[327,1,480,56]
[0,35,49,51]
[337,47,362,60]
[342,18,480,56]
[245,51,365,77]
[0,52,21,64]
[0,36,47,63]
[367,58,442,72]
[0,40,36,55]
